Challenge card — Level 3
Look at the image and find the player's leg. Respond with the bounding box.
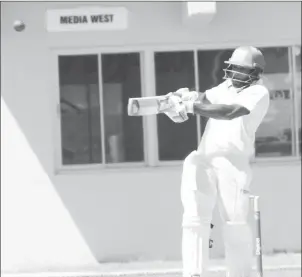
[215,157,253,277]
[181,151,217,277]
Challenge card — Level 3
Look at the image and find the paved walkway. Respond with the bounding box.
[2,253,301,277]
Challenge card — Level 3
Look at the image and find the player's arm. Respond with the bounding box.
[196,92,212,104]
[189,86,250,120]
[173,88,212,104]
[186,85,269,120]
[190,102,250,120]
[175,88,249,120]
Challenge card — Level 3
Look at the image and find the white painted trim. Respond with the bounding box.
[52,44,301,172]
[98,53,106,165]
[54,157,301,175]
[50,38,301,55]
[288,47,297,157]
[54,49,148,172]
[193,49,202,146]
[48,38,301,55]
[55,162,146,175]
[50,51,63,172]
[291,45,301,156]
[157,156,301,167]
[143,50,159,167]
[251,156,301,166]
[140,51,150,165]
[156,160,183,167]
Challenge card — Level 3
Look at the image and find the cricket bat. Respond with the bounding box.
[128,95,170,116]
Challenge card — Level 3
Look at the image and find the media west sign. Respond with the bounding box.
[46,7,128,32]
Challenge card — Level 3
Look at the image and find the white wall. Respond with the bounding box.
[2,1,301,47]
[52,163,301,262]
[1,1,301,271]
[1,98,99,272]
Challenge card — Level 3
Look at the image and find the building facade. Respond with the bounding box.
[1,1,301,272]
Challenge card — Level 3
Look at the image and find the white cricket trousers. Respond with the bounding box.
[181,151,253,277]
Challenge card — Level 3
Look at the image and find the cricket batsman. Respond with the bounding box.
[163,46,270,277]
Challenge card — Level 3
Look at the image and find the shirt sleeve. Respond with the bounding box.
[234,85,270,113]
[205,85,221,104]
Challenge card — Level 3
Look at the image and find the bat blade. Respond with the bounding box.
[128,96,168,116]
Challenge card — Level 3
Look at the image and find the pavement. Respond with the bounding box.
[2,253,301,277]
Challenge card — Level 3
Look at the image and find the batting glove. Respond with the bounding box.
[173,88,199,102]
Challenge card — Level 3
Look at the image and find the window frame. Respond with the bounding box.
[52,48,149,172]
[287,46,298,157]
[291,45,301,156]
[153,49,200,165]
[52,43,301,173]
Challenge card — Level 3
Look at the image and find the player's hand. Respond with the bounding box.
[173,88,190,98]
[165,109,188,123]
[164,95,189,123]
[156,92,172,113]
[159,93,180,113]
[158,93,188,123]
[173,88,199,101]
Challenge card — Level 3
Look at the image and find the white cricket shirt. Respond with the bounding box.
[197,80,270,160]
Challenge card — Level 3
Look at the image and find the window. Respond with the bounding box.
[293,46,301,154]
[58,46,300,168]
[197,49,234,134]
[59,55,102,165]
[58,53,144,166]
[255,47,293,157]
[154,51,197,161]
[197,47,299,158]
[101,53,144,163]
